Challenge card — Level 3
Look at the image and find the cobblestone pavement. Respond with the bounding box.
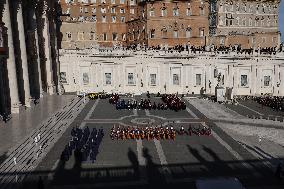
[1,96,284,189]
[0,96,88,189]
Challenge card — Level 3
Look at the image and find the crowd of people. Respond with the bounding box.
[61,126,104,163]
[114,98,171,110]
[161,94,186,111]
[116,43,284,55]
[110,124,211,140]
[253,96,284,112]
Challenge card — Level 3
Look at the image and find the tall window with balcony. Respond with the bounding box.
[161,8,167,17]
[173,8,179,16]
[149,8,155,17]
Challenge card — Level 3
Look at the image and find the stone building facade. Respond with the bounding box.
[0,0,61,115]
[59,0,139,48]
[59,49,284,96]
[59,0,282,48]
[209,0,281,48]
[128,0,209,47]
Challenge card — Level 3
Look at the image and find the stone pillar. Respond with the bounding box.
[16,0,32,107]
[280,66,284,96]
[3,0,20,113]
[251,64,257,95]
[42,0,55,95]
[29,1,43,97]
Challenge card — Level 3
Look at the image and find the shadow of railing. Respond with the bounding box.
[0,157,283,189]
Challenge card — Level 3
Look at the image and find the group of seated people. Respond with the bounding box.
[115,99,170,110]
[61,126,104,163]
[110,124,211,140]
[253,96,284,112]
[161,94,187,111]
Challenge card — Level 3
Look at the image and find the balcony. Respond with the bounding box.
[0,22,7,57]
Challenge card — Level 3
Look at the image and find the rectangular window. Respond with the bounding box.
[103,33,107,41]
[186,29,191,38]
[264,76,270,87]
[112,16,116,23]
[130,8,135,14]
[173,8,179,16]
[91,8,96,13]
[149,10,154,16]
[105,73,112,85]
[240,75,248,87]
[66,32,72,40]
[120,8,125,13]
[196,74,201,86]
[78,32,84,40]
[112,33,117,41]
[101,7,106,13]
[161,9,167,16]
[102,15,107,22]
[173,31,178,38]
[200,7,204,15]
[150,74,157,86]
[173,74,180,85]
[200,29,204,37]
[111,7,115,13]
[186,8,191,16]
[111,0,115,4]
[122,33,126,41]
[82,73,89,85]
[120,0,125,4]
[128,73,135,85]
[60,72,67,83]
[80,7,83,13]
[121,16,125,22]
[101,0,106,3]
[130,0,135,5]
[84,7,88,13]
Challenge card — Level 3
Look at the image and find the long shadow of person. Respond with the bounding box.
[143,147,165,186]
[51,159,67,186]
[0,152,8,165]
[187,145,211,177]
[202,145,233,176]
[128,147,139,177]
[71,148,83,184]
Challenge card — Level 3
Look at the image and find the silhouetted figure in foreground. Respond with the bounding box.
[37,176,44,189]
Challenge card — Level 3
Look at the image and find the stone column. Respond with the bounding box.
[3,0,20,113]
[42,0,55,95]
[251,64,257,95]
[16,0,32,107]
[279,66,284,96]
[29,0,43,97]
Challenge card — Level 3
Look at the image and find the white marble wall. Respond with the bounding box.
[59,50,284,96]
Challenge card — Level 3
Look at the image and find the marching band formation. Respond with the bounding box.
[110,124,212,141]
[61,126,104,163]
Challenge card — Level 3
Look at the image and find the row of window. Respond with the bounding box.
[220,2,278,15]
[60,71,273,88]
[65,15,126,22]
[148,7,205,17]
[66,32,126,41]
[65,0,132,5]
[149,28,205,39]
[220,16,278,27]
[65,7,127,14]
